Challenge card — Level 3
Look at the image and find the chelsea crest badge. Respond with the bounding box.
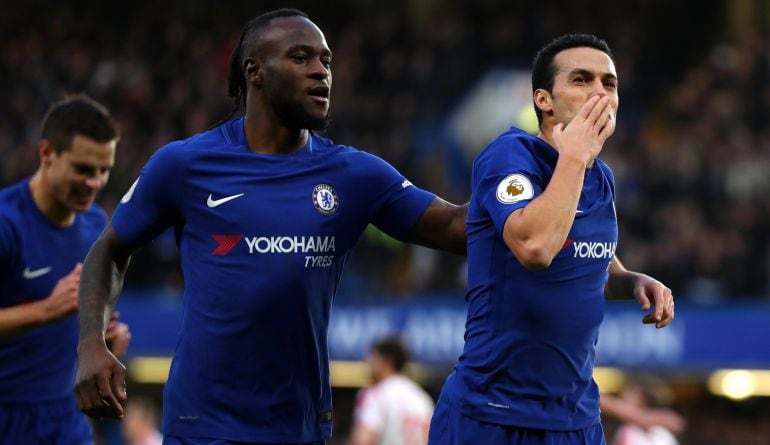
[312,184,339,216]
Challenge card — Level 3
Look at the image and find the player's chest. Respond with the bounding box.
[180,168,361,235]
[9,225,92,301]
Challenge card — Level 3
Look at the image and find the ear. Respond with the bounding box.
[533,89,553,115]
[244,58,262,86]
[39,139,56,165]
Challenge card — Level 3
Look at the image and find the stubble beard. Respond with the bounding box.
[268,93,331,132]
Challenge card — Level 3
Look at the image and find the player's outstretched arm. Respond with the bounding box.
[406,197,467,255]
[605,256,675,328]
[74,225,134,420]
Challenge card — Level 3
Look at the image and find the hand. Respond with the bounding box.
[632,273,675,328]
[74,336,127,420]
[105,311,131,358]
[552,95,614,167]
[43,263,81,322]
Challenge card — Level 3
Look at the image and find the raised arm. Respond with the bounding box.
[502,95,612,269]
[405,197,468,256]
[74,225,135,420]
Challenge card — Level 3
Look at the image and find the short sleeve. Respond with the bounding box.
[473,136,544,236]
[358,153,436,240]
[111,143,184,247]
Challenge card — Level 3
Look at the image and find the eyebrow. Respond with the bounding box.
[286,44,332,57]
[568,68,618,82]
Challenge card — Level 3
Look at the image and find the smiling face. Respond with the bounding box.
[253,15,332,131]
[41,134,115,214]
[535,46,619,135]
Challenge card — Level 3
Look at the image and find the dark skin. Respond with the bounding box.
[74,15,467,420]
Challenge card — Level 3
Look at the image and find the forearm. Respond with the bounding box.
[406,198,468,255]
[78,232,130,344]
[605,256,637,300]
[502,156,586,268]
[0,301,48,340]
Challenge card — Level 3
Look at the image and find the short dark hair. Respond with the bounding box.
[40,94,118,153]
[531,34,614,126]
[371,336,410,372]
[225,8,309,117]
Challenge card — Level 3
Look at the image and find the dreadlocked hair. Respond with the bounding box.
[217,8,309,125]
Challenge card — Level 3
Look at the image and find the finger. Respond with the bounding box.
[586,96,610,128]
[111,363,128,405]
[657,295,675,329]
[110,311,121,321]
[651,287,666,322]
[576,95,602,121]
[79,375,108,418]
[70,262,83,277]
[596,107,612,133]
[635,287,651,311]
[96,369,124,419]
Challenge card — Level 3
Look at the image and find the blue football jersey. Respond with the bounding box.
[0,179,107,403]
[444,127,617,431]
[111,118,436,442]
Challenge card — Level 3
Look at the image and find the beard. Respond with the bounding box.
[268,92,331,132]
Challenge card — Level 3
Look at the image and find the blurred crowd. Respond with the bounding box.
[1,0,769,301]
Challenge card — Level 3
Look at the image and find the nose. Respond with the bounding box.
[309,58,330,80]
[85,172,107,190]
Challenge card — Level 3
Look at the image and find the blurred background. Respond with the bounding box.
[2,0,770,443]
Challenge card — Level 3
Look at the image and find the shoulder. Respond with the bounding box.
[0,183,26,248]
[150,124,234,163]
[0,181,27,227]
[476,127,542,165]
[311,134,397,174]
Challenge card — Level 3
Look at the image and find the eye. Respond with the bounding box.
[73,164,93,175]
[573,76,587,84]
[321,58,332,69]
[291,54,308,63]
[604,81,618,90]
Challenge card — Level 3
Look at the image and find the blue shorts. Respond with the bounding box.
[164,436,326,445]
[428,396,605,445]
[0,398,93,445]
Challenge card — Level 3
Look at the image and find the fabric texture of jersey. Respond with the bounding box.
[111,118,436,443]
[0,178,107,403]
[355,374,435,445]
[443,126,617,431]
[429,383,606,445]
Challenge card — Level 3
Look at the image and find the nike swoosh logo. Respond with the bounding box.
[23,266,52,279]
[576,209,584,213]
[207,193,245,208]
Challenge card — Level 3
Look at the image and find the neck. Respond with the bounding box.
[243,102,309,154]
[536,121,555,147]
[29,170,75,226]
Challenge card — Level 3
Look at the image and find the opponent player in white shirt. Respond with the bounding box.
[351,337,435,445]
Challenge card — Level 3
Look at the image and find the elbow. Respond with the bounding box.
[511,243,555,270]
